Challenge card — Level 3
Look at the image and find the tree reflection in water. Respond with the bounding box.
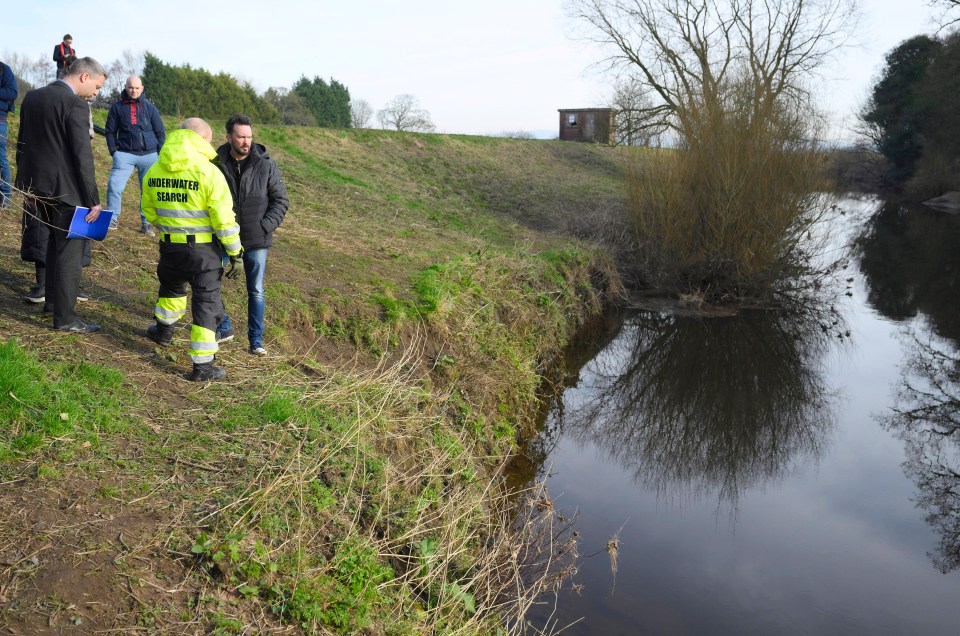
[547,301,842,511]
[856,200,960,573]
[883,330,960,573]
[855,201,960,338]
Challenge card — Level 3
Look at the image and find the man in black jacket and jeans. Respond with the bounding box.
[214,114,288,355]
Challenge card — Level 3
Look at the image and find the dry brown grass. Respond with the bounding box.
[0,117,623,634]
[625,80,840,303]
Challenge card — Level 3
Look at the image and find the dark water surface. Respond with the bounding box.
[518,198,960,635]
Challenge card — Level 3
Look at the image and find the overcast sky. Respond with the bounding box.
[2,1,944,138]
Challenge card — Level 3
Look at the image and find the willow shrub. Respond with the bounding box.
[626,81,837,303]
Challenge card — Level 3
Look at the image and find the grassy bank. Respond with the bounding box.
[0,118,625,634]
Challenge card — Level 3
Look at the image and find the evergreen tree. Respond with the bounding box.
[293,76,352,128]
[142,53,279,124]
[861,36,941,185]
[912,31,960,194]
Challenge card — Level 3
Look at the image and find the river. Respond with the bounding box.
[517,197,960,635]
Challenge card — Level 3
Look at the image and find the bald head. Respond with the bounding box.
[181,118,213,143]
[124,76,144,99]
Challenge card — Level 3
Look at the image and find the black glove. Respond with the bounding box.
[225,255,242,280]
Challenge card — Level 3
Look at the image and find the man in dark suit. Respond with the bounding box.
[15,56,107,333]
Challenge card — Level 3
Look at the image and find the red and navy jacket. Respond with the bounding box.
[105,89,166,156]
[52,42,75,71]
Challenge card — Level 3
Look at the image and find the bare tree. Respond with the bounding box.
[351,98,374,128]
[1,52,37,97]
[96,60,128,107]
[566,0,860,301]
[28,54,54,89]
[377,94,436,132]
[2,52,32,82]
[566,0,859,137]
[117,49,144,77]
[93,50,145,106]
[929,0,960,31]
[609,75,662,146]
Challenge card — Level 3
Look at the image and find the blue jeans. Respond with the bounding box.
[0,118,10,206]
[106,151,158,225]
[220,248,268,347]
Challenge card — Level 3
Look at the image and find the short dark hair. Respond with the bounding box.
[226,114,253,134]
[63,34,73,41]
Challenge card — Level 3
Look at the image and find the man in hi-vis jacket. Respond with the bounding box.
[141,118,242,382]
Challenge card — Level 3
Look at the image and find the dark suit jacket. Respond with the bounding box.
[15,81,99,208]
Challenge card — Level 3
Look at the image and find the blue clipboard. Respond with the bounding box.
[67,207,114,240]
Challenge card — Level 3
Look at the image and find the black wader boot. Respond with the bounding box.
[147,322,175,346]
[24,264,45,303]
[189,361,226,382]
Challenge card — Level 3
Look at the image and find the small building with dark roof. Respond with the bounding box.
[558,108,616,144]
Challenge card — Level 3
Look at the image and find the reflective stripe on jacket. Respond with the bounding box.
[141,129,242,255]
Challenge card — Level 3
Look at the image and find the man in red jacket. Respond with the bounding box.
[53,34,76,79]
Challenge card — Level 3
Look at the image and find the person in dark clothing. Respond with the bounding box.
[15,56,107,333]
[105,75,166,234]
[53,35,76,79]
[213,114,289,356]
[0,59,17,208]
[20,198,92,305]
[60,55,96,139]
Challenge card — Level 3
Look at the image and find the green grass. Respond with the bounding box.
[0,338,134,460]
[0,117,625,634]
[281,538,394,633]
[269,138,371,189]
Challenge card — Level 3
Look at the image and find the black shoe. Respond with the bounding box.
[55,320,101,334]
[189,362,226,382]
[147,322,173,346]
[42,303,54,313]
[77,291,89,302]
[24,286,45,303]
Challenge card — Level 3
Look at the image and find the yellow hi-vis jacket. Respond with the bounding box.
[141,129,242,256]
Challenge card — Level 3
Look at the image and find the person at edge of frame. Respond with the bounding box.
[0,56,17,209]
